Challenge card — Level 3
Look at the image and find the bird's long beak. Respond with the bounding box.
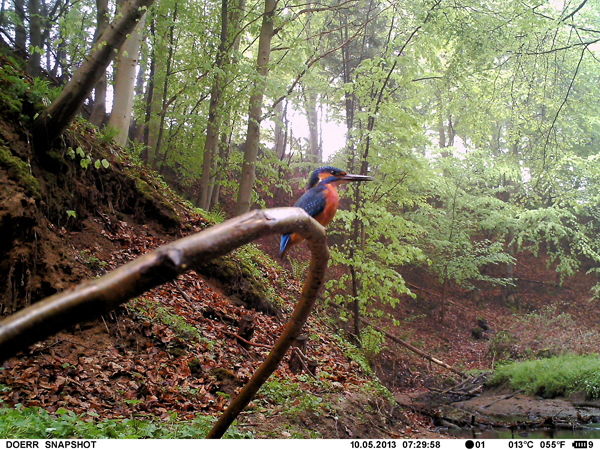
[339,173,373,183]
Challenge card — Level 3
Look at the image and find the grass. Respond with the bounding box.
[490,354,600,399]
[0,405,252,439]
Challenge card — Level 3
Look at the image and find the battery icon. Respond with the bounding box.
[573,442,589,449]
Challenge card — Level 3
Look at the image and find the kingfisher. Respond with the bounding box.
[280,166,372,258]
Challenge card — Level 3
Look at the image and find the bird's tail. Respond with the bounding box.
[280,233,291,259]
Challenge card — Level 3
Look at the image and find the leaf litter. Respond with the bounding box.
[0,210,419,437]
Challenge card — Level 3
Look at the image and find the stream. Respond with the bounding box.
[396,390,600,439]
[446,423,600,439]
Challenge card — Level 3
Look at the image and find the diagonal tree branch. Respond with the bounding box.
[207,209,329,437]
[30,0,154,151]
[542,43,587,168]
[0,207,329,364]
[561,0,588,22]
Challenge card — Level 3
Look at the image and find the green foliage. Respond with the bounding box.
[78,249,107,271]
[256,377,330,416]
[409,151,517,290]
[330,332,373,376]
[490,354,600,400]
[0,405,252,438]
[200,205,226,224]
[361,326,386,360]
[288,257,309,279]
[0,60,57,120]
[65,146,110,171]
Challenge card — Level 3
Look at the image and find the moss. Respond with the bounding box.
[132,175,181,229]
[0,144,40,198]
[129,297,214,346]
[196,253,282,316]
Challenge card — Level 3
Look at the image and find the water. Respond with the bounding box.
[447,423,600,439]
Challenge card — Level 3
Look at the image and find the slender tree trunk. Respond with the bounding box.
[304,88,320,163]
[208,132,229,209]
[140,17,156,163]
[437,99,446,149]
[150,1,177,169]
[25,0,41,76]
[199,0,229,210]
[128,36,147,142]
[233,0,277,216]
[49,28,67,81]
[273,99,287,160]
[13,0,27,54]
[89,0,110,127]
[340,16,363,341]
[108,11,146,146]
[206,0,244,210]
[31,0,156,152]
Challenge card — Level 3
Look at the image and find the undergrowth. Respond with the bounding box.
[127,297,214,349]
[0,405,252,438]
[489,305,600,362]
[256,376,333,416]
[490,354,600,399]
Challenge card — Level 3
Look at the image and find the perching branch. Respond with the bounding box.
[206,209,329,438]
[0,208,329,366]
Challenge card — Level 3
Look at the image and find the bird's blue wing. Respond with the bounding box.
[280,233,292,257]
[281,185,327,258]
[294,185,327,218]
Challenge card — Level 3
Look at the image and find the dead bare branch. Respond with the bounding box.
[207,208,329,438]
[0,207,328,363]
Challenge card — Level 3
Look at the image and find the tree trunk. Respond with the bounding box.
[140,17,156,163]
[89,0,110,127]
[233,0,277,216]
[13,0,27,54]
[304,88,320,163]
[208,132,231,210]
[149,1,177,169]
[206,0,244,210]
[128,35,148,142]
[24,0,41,76]
[107,10,146,146]
[30,0,156,152]
[199,0,229,210]
[273,99,287,160]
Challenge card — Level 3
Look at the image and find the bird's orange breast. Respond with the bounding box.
[314,185,339,227]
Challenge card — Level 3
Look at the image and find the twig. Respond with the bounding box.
[222,330,272,349]
[482,390,524,409]
[291,347,317,379]
[173,279,193,302]
[441,376,473,394]
[329,302,467,378]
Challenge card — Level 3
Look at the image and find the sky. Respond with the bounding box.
[285,106,347,162]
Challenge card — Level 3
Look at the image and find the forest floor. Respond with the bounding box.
[2,53,600,439]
